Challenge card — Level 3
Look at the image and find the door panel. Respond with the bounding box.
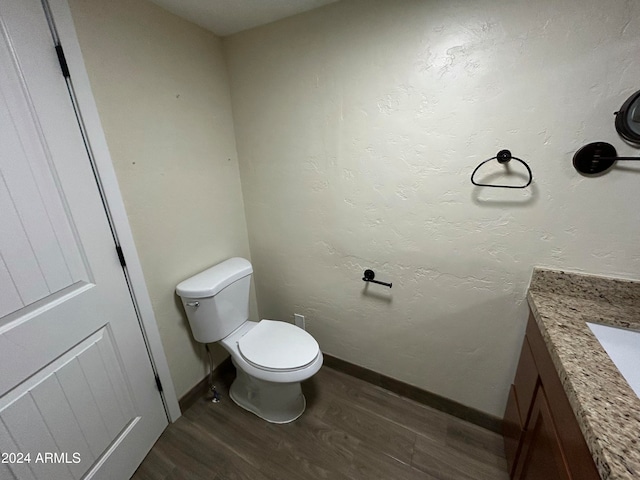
[0,327,137,474]
[0,0,167,478]
[514,386,571,480]
[0,9,87,314]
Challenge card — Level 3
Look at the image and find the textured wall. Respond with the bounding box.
[225,0,640,416]
[68,0,256,398]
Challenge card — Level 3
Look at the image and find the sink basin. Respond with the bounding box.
[587,322,640,398]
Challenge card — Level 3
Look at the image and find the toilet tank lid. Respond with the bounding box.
[176,257,252,298]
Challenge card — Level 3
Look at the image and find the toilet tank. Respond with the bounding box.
[176,257,253,343]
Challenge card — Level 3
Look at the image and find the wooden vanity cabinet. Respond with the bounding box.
[503,314,600,480]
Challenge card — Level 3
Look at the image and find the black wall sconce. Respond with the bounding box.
[573,89,640,175]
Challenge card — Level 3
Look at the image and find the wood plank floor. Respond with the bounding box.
[133,366,510,480]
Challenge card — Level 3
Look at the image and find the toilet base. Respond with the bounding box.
[229,360,306,424]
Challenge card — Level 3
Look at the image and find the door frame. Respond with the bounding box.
[46,0,181,422]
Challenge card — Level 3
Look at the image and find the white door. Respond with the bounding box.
[0,0,168,479]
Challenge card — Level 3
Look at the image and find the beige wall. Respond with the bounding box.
[67,0,640,418]
[224,0,640,416]
[68,0,257,398]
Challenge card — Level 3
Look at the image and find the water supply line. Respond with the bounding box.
[204,344,221,403]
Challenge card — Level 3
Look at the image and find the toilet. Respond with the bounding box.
[176,257,323,423]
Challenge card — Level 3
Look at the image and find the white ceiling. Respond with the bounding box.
[148,0,339,37]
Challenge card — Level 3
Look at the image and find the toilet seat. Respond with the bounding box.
[238,320,319,372]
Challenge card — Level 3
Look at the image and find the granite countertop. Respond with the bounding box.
[527,268,640,480]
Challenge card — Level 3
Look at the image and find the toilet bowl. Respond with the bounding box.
[176,257,323,423]
[221,320,322,423]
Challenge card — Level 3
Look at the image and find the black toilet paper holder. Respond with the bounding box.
[362,269,392,288]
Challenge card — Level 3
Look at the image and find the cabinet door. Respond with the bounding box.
[514,386,571,480]
[503,385,523,474]
[513,337,538,425]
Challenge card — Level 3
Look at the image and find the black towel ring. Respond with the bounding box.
[471,150,532,189]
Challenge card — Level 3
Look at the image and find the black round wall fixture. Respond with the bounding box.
[615,89,640,145]
[573,142,617,175]
[572,90,640,175]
